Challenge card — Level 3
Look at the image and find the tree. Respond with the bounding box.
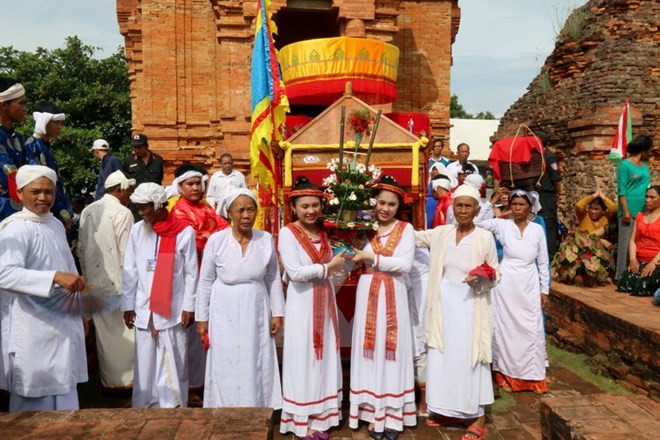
[450,94,497,120]
[0,36,131,195]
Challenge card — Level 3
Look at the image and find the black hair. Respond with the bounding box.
[626,136,653,155]
[220,153,233,161]
[589,197,607,211]
[174,164,200,178]
[34,102,63,114]
[647,185,660,196]
[431,174,451,182]
[373,175,404,204]
[193,164,208,176]
[458,163,476,175]
[291,175,322,206]
[533,130,549,146]
[0,77,18,94]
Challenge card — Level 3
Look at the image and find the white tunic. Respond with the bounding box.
[205,170,247,211]
[426,230,493,418]
[349,221,416,432]
[120,222,198,329]
[196,229,284,408]
[0,216,87,397]
[79,194,135,389]
[278,226,342,437]
[477,219,549,381]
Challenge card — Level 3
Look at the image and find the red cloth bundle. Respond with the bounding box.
[488,136,544,181]
[469,262,496,281]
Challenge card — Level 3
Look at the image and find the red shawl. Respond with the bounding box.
[287,223,339,360]
[364,220,406,360]
[150,213,189,318]
[170,198,229,261]
[431,193,453,228]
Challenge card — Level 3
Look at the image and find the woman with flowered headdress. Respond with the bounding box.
[279,176,347,440]
[349,175,416,440]
[476,189,549,395]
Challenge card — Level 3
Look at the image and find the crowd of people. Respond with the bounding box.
[0,78,658,440]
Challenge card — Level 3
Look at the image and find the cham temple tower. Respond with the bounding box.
[116,0,460,179]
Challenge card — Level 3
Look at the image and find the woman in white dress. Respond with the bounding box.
[415,184,499,440]
[279,176,346,440]
[476,189,549,393]
[349,176,416,440]
[195,188,284,408]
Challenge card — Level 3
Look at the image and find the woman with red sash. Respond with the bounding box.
[349,176,416,440]
[279,176,347,440]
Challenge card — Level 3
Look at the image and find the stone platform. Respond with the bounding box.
[546,282,660,401]
[0,407,273,439]
[540,394,660,440]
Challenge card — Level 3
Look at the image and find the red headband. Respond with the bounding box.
[373,183,413,206]
[287,189,327,201]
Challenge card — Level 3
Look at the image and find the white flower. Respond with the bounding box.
[328,198,339,206]
[322,174,338,187]
[371,222,379,231]
[372,168,381,180]
[369,198,377,206]
[356,163,366,173]
[348,192,358,201]
[358,184,364,189]
[346,222,355,228]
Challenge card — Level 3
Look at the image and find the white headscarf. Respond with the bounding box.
[130,183,168,210]
[431,176,451,191]
[16,165,57,189]
[170,171,205,197]
[430,162,448,177]
[451,184,481,203]
[510,189,542,214]
[33,111,65,135]
[464,174,484,191]
[104,170,136,190]
[221,188,257,217]
[0,83,25,102]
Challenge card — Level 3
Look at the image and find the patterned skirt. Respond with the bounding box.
[616,262,660,297]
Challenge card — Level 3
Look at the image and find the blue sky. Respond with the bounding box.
[0,0,586,117]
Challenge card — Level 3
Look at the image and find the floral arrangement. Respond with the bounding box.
[322,158,381,230]
[552,230,614,286]
[348,108,374,137]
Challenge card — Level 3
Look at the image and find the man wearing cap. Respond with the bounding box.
[123,134,164,186]
[121,182,197,408]
[79,170,137,394]
[446,143,479,189]
[430,175,453,228]
[91,138,123,200]
[0,78,29,220]
[25,103,73,227]
[446,174,494,225]
[0,165,88,411]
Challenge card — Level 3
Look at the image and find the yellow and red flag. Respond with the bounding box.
[250,0,289,206]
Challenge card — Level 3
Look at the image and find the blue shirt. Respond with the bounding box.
[25,136,73,220]
[95,153,123,200]
[0,126,28,220]
[429,156,449,169]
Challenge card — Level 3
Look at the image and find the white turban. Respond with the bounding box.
[130,182,168,210]
[0,83,25,102]
[431,176,451,192]
[170,170,205,197]
[464,174,484,190]
[430,162,448,177]
[104,170,136,190]
[510,189,542,214]
[221,188,258,217]
[33,111,65,135]
[451,184,481,202]
[16,165,57,189]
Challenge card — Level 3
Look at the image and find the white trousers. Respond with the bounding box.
[132,324,188,408]
[93,307,135,389]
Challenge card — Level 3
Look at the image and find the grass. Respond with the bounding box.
[557,5,591,42]
[547,342,633,395]
[488,388,516,413]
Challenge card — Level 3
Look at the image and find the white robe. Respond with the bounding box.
[349,221,416,432]
[121,221,198,408]
[278,226,342,437]
[477,219,549,381]
[0,216,87,405]
[196,229,284,409]
[79,194,135,389]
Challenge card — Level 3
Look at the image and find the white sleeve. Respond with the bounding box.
[0,223,56,298]
[536,226,550,294]
[374,224,415,274]
[265,236,285,317]
[278,227,326,282]
[205,173,221,209]
[115,209,135,266]
[181,228,199,312]
[121,225,139,311]
[195,234,216,321]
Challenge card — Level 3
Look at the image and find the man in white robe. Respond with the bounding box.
[0,165,88,411]
[121,183,198,408]
[205,153,247,214]
[79,170,136,393]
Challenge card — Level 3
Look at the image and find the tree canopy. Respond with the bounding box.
[450,94,497,120]
[0,36,131,195]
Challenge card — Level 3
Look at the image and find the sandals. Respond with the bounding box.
[426,413,463,427]
[461,424,488,440]
[383,429,399,440]
[368,428,384,440]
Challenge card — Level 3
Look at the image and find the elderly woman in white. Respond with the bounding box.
[415,184,499,440]
[195,188,284,408]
